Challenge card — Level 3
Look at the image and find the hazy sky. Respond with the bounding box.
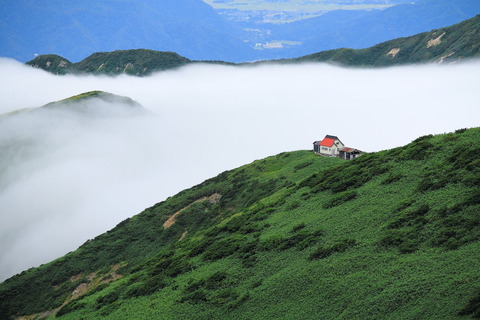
[0,58,479,281]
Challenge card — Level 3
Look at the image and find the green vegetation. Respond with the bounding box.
[27,54,72,75]
[73,50,190,76]
[290,15,480,66]
[1,128,480,319]
[27,49,192,76]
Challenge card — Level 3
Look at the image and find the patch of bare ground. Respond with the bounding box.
[16,264,125,320]
[163,193,222,229]
[179,230,188,241]
[386,48,400,58]
[70,273,84,282]
[427,32,446,48]
[15,309,59,320]
[436,52,455,63]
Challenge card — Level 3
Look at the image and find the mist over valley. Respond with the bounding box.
[0,59,479,281]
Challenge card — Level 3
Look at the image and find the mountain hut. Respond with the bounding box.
[313,135,345,157]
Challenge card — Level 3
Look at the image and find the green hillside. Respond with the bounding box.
[1,126,479,319]
[290,14,480,66]
[25,54,73,75]
[27,49,191,76]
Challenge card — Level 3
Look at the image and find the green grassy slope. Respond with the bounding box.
[291,15,480,66]
[1,128,480,320]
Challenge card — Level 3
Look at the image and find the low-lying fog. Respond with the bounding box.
[0,58,479,281]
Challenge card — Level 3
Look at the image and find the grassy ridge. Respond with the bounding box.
[1,128,480,319]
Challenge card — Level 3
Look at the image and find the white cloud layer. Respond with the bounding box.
[0,58,479,281]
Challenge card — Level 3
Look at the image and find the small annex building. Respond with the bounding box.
[339,147,362,160]
[313,135,345,157]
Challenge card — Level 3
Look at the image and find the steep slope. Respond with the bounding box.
[1,127,479,319]
[289,15,480,66]
[0,0,255,63]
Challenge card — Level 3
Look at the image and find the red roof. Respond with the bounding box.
[320,138,335,147]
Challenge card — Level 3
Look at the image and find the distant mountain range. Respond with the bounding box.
[26,15,480,76]
[2,0,480,63]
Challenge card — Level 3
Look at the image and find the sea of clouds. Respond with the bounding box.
[0,58,479,281]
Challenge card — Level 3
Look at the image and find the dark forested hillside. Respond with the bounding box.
[1,126,479,319]
[26,50,192,76]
